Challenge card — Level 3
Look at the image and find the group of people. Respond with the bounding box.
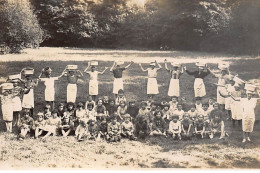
[0,60,259,143]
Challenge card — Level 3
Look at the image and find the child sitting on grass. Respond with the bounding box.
[181,113,193,140]
[87,119,98,140]
[103,95,110,110]
[117,100,128,122]
[172,103,184,121]
[18,109,34,140]
[43,110,61,139]
[126,101,139,122]
[121,114,136,140]
[106,99,117,116]
[75,117,89,141]
[107,115,121,142]
[85,102,97,121]
[209,110,226,139]
[43,104,52,119]
[75,102,86,127]
[115,89,127,106]
[150,111,166,137]
[85,95,96,109]
[199,102,211,121]
[60,114,74,137]
[135,115,150,140]
[66,102,76,120]
[57,103,65,118]
[94,98,107,121]
[167,115,181,140]
[188,104,198,122]
[194,114,206,139]
[162,103,171,123]
[97,116,108,140]
[169,96,178,111]
[33,112,47,139]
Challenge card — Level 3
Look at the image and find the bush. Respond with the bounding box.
[0,0,44,53]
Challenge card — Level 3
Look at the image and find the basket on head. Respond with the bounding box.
[23,68,34,75]
[171,62,181,67]
[233,76,245,86]
[116,61,124,65]
[245,83,257,92]
[218,63,229,70]
[90,61,98,66]
[0,83,13,91]
[66,65,78,70]
[195,62,206,68]
[8,74,21,81]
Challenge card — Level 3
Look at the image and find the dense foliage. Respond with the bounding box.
[0,0,44,53]
[1,0,259,54]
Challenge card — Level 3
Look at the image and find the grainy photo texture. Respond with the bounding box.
[0,0,260,169]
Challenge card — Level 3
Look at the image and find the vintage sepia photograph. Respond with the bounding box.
[0,0,260,169]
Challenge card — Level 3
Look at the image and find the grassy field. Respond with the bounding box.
[0,48,260,168]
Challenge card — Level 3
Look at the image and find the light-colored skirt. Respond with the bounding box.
[217,87,226,104]
[147,78,159,95]
[225,97,232,110]
[242,118,255,132]
[194,78,206,97]
[12,96,22,112]
[45,87,55,102]
[168,79,180,97]
[67,84,77,103]
[113,78,123,94]
[22,89,34,108]
[2,102,13,121]
[89,79,98,95]
[231,100,242,120]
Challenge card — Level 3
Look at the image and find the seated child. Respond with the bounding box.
[188,104,198,122]
[85,95,96,109]
[97,116,108,140]
[57,103,65,118]
[209,110,226,139]
[180,97,190,112]
[121,114,136,140]
[86,102,97,121]
[115,89,127,106]
[43,110,62,139]
[60,113,74,137]
[199,102,211,121]
[194,114,209,138]
[126,101,139,122]
[75,117,89,141]
[145,95,153,111]
[107,115,121,142]
[169,96,178,111]
[195,98,203,112]
[33,112,47,139]
[208,97,215,112]
[103,95,110,110]
[162,103,171,122]
[117,100,128,121]
[106,99,117,116]
[87,119,98,140]
[94,98,107,121]
[150,111,166,137]
[75,102,86,127]
[167,115,181,140]
[18,109,34,140]
[135,115,150,139]
[209,102,221,121]
[181,113,193,140]
[172,103,184,120]
[66,102,76,121]
[44,104,52,120]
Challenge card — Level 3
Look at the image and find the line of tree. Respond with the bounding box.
[1,0,259,55]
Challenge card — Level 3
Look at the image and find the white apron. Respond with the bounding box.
[1,96,13,121]
[147,78,159,94]
[12,96,22,112]
[113,78,123,94]
[230,99,243,120]
[194,78,206,97]
[89,79,98,95]
[168,79,180,97]
[67,84,77,103]
[242,98,257,132]
[22,89,34,108]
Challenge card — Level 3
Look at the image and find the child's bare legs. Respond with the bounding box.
[62,129,71,137]
[19,128,29,140]
[5,121,12,133]
[42,131,53,139]
[13,111,21,126]
[220,121,225,139]
[35,128,43,138]
[242,131,247,142]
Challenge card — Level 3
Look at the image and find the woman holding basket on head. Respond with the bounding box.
[139,61,162,99]
[84,61,108,101]
[184,62,210,100]
[61,65,83,103]
[164,59,184,98]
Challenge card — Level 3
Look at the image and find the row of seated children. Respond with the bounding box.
[17,95,227,141]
